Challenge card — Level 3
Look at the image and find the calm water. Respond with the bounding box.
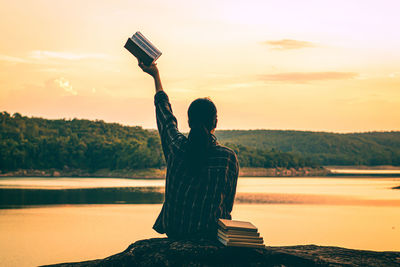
[0,176,399,266]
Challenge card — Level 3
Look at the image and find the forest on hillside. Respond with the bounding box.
[0,112,315,172]
[215,130,400,166]
[2,112,399,172]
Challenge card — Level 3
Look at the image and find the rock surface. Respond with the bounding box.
[43,238,400,267]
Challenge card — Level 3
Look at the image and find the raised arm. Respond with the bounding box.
[138,61,185,161]
[138,61,163,93]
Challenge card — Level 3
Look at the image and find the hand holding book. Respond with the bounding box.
[138,60,163,93]
[124,31,162,66]
[125,31,163,93]
[138,61,159,78]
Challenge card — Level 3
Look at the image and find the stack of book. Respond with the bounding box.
[217,219,265,248]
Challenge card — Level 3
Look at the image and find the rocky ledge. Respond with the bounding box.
[44,238,400,267]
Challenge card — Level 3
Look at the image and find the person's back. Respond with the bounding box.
[138,61,239,240]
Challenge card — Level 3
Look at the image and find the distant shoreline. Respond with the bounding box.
[0,167,329,178]
[326,165,400,177]
[2,166,400,178]
[326,165,400,170]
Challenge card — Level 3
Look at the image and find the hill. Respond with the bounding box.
[215,130,400,166]
[0,112,313,172]
[0,112,164,172]
[2,112,399,173]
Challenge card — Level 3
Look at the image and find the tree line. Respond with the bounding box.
[0,112,317,172]
[0,112,164,171]
[215,130,400,166]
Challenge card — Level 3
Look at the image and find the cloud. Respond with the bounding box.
[30,51,110,60]
[389,72,400,78]
[54,77,78,95]
[263,39,316,50]
[1,50,110,64]
[259,72,358,83]
[0,54,30,63]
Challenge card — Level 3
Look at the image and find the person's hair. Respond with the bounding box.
[186,97,217,173]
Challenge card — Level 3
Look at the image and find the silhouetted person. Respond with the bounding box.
[138,61,239,240]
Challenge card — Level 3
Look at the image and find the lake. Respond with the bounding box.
[0,176,399,266]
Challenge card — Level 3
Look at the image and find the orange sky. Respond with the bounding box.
[0,0,399,132]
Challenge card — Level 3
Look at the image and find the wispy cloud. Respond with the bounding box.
[1,51,110,64]
[263,39,316,50]
[259,72,358,83]
[54,77,78,95]
[0,54,30,63]
[30,51,110,60]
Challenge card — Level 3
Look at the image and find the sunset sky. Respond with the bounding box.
[0,0,399,132]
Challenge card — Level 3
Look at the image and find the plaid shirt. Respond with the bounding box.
[153,91,239,239]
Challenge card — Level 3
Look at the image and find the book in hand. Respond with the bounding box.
[217,219,265,249]
[124,31,162,66]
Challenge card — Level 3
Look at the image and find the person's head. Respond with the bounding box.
[186,98,217,173]
[188,97,217,133]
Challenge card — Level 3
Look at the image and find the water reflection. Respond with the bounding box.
[2,187,400,208]
[0,177,399,208]
[235,192,400,206]
[0,177,399,266]
[0,177,165,189]
[0,187,164,208]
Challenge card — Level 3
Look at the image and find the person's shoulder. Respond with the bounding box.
[213,144,239,175]
[214,144,237,160]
